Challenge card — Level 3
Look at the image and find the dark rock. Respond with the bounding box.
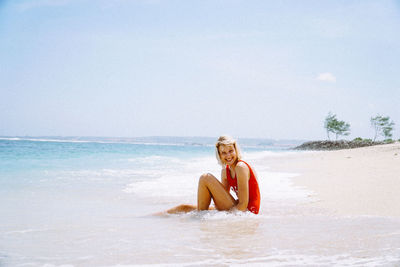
[294,140,385,151]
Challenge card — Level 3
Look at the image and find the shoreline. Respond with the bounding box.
[264,143,400,217]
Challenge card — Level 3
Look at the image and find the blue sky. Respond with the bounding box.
[1,0,399,140]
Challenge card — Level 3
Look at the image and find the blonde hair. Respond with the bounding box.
[215,135,242,166]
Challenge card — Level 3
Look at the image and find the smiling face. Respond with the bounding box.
[218,144,238,166]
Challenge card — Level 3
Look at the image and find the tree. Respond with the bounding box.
[324,112,351,140]
[324,113,336,140]
[370,115,395,141]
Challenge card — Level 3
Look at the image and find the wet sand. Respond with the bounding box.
[266,142,400,217]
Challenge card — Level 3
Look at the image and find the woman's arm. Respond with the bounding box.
[220,168,230,193]
[235,162,250,211]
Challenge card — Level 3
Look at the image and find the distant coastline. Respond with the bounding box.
[6,136,399,151]
[0,136,305,149]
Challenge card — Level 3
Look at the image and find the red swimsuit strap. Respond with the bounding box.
[226,164,233,180]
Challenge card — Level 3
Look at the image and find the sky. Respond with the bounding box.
[1,0,399,140]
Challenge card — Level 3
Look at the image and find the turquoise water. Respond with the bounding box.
[0,137,288,192]
[0,138,211,172]
[1,137,400,266]
[0,137,276,190]
[0,137,281,172]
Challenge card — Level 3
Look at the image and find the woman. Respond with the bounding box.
[166,135,261,214]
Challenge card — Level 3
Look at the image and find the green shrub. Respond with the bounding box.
[384,139,394,144]
[353,137,363,142]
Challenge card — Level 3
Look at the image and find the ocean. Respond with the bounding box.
[1,137,399,266]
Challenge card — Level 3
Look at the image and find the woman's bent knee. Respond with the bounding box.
[199,173,214,185]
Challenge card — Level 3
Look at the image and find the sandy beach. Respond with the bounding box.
[266,142,400,217]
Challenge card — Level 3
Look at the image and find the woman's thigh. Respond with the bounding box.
[199,173,236,210]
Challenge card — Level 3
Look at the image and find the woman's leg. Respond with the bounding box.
[159,173,235,215]
[166,204,197,214]
[197,173,236,211]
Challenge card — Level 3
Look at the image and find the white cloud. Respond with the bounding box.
[317,72,337,83]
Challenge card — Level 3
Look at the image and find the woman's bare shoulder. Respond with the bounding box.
[235,161,250,176]
[235,161,249,170]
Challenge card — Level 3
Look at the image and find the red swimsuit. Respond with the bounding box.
[226,160,261,214]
